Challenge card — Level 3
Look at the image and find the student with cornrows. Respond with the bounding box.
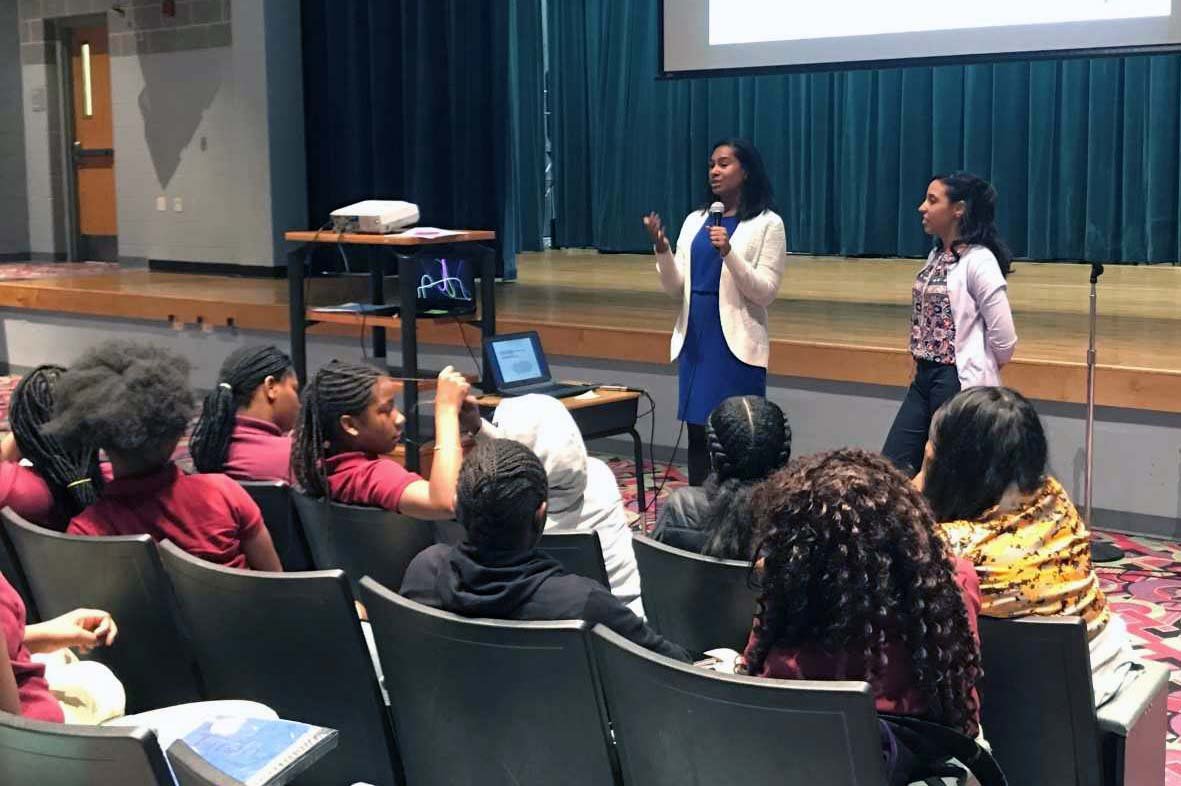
[189,345,300,483]
[401,438,690,662]
[882,172,1018,477]
[48,340,282,571]
[291,360,472,519]
[653,395,790,560]
[0,365,103,529]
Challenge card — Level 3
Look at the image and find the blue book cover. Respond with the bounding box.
[173,716,337,786]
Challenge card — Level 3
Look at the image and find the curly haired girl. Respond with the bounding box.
[743,448,982,736]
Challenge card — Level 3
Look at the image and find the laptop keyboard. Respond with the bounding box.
[503,383,595,399]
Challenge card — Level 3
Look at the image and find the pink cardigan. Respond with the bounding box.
[924,245,1018,387]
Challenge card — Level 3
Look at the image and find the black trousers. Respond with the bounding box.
[882,359,961,477]
[687,423,710,486]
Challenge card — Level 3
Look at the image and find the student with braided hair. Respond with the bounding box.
[49,341,282,571]
[401,439,690,661]
[190,345,299,482]
[291,360,471,519]
[481,395,644,614]
[743,449,982,737]
[0,365,102,529]
[653,395,790,560]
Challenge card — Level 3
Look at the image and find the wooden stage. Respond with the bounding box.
[0,250,1178,413]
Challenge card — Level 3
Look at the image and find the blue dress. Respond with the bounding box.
[677,216,768,424]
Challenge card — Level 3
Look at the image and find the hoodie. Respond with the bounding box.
[401,543,689,663]
[483,395,645,615]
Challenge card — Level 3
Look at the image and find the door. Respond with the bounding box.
[69,25,117,261]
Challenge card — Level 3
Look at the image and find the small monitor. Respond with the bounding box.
[416,257,475,315]
[484,331,553,392]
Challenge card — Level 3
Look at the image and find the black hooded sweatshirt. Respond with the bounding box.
[400,543,690,662]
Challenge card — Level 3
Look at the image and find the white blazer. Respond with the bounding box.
[655,209,787,368]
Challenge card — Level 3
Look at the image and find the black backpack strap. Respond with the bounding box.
[881,714,1007,786]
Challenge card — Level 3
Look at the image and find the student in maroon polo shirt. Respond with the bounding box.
[1,571,276,736]
[742,449,983,738]
[0,365,103,529]
[291,360,471,519]
[0,570,117,723]
[190,345,300,483]
[45,341,283,571]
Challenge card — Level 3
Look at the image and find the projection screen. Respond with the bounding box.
[662,0,1181,75]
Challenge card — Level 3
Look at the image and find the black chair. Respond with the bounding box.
[978,615,1169,786]
[359,576,618,786]
[431,518,465,545]
[0,710,176,786]
[159,541,401,786]
[590,625,886,785]
[2,509,202,712]
[631,533,758,655]
[539,530,609,587]
[291,490,436,593]
[0,511,37,621]
[237,480,314,571]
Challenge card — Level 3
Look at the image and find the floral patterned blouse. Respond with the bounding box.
[910,250,957,364]
[936,476,1111,641]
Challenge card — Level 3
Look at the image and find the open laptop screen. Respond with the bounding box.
[485,332,552,391]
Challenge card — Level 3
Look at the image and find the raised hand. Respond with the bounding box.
[434,366,471,413]
[643,212,669,253]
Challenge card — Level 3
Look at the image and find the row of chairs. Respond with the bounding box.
[4,542,1169,786]
[0,499,1170,785]
[0,519,888,786]
[632,538,1169,786]
[260,480,756,655]
[261,480,614,596]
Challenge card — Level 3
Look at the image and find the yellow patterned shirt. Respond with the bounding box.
[936,476,1110,640]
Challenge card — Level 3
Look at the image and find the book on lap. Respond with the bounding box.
[166,716,338,786]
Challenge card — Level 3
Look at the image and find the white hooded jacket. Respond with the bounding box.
[477,395,644,615]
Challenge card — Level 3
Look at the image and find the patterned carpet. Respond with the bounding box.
[1092,531,1181,782]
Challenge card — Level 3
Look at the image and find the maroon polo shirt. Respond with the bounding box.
[324,452,423,512]
[221,416,294,484]
[0,462,56,527]
[0,573,62,722]
[68,463,264,569]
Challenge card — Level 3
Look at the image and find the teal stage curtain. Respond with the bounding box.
[549,0,1181,263]
[302,0,545,279]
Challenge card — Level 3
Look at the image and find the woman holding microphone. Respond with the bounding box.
[644,139,787,485]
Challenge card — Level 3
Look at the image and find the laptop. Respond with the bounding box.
[483,331,595,398]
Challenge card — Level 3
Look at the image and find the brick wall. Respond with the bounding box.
[18,0,232,64]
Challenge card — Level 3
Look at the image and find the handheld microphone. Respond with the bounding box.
[709,201,724,227]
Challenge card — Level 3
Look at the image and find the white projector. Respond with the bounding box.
[329,200,420,234]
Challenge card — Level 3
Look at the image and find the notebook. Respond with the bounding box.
[166,716,338,786]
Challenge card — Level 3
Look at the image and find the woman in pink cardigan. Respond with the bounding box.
[883,172,1018,477]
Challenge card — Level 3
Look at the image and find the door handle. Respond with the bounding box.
[73,141,114,158]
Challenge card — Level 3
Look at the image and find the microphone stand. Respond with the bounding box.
[1085,262,1124,563]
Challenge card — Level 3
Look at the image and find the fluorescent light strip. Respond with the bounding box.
[81,42,93,118]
